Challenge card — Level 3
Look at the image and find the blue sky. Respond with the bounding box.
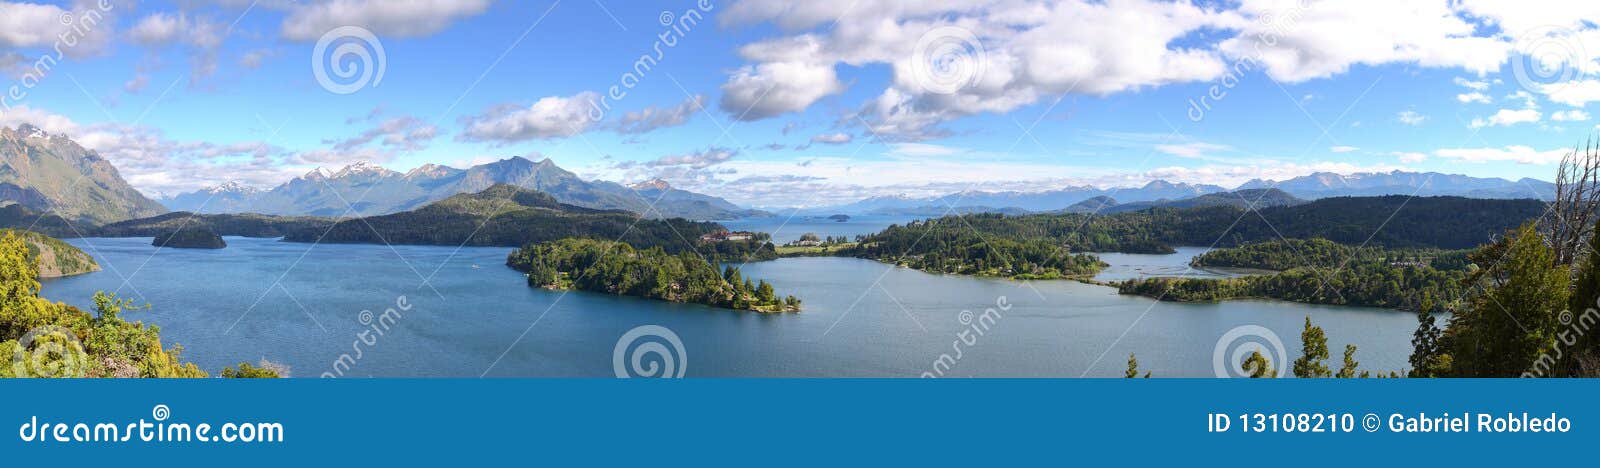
[1,0,1597,207]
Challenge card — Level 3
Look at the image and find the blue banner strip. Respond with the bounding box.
[2,379,1589,465]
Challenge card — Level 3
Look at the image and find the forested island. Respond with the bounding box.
[507,238,800,312]
[153,228,227,249]
[1112,238,1471,310]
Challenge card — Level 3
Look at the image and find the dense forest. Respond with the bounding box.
[152,227,227,249]
[506,238,799,312]
[1191,238,1473,271]
[1117,261,1468,310]
[851,196,1543,260]
[94,211,333,238]
[846,219,1108,279]
[0,204,77,239]
[0,231,272,378]
[0,228,98,277]
[279,184,727,249]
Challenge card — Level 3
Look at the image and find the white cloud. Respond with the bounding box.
[1393,151,1427,163]
[2,105,311,194]
[0,2,72,48]
[1552,110,1590,122]
[1453,76,1490,91]
[645,147,738,169]
[281,0,492,41]
[719,59,844,121]
[1330,145,1359,153]
[458,92,602,143]
[1470,108,1541,127]
[1155,142,1231,159]
[887,142,962,157]
[326,115,438,152]
[617,95,705,134]
[714,0,1595,138]
[1541,80,1600,107]
[1219,0,1509,83]
[808,132,852,145]
[1434,145,1566,164]
[1398,110,1428,125]
[127,12,227,84]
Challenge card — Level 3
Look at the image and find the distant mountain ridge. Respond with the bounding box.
[815,171,1554,215]
[0,124,167,224]
[160,157,765,220]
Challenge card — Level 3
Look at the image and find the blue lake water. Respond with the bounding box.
[1093,247,1257,282]
[40,237,1422,377]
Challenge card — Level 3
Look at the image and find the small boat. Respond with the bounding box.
[470,264,481,269]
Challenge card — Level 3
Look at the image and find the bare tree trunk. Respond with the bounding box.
[1544,138,1600,269]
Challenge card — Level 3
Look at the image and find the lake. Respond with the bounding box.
[40,237,1422,377]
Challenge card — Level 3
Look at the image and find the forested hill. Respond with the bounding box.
[93,212,334,238]
[858,195,1546,256]
[280,184,726,250]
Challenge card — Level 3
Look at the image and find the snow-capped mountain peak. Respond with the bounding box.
[628,178,672,191]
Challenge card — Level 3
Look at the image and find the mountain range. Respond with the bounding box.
[0,124,166,225]
[159,157,766,220]
[817,172,1556,215]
